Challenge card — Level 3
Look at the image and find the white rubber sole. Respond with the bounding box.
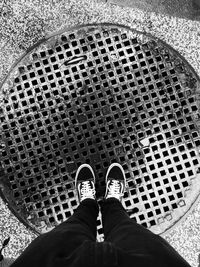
[75,164,95,188]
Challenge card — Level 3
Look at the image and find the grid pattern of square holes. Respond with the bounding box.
[0,26,200,236]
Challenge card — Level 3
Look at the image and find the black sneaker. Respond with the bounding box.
[75,164,96,203]
[104,163,126,201]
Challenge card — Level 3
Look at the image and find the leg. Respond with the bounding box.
[100,197,155,253]
[51,198,99,241]
[100,198,191,266]
[11,199,99,267]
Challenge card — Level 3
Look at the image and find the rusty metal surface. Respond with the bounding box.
[0,24,200,240]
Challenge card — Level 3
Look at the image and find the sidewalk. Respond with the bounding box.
[99,0,200,20]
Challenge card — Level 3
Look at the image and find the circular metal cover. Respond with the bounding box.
[0,23,200,240]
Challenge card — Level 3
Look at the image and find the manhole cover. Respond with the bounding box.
[0,24,200,240]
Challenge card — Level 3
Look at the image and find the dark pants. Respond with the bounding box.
[11,198,191,267]
[52,197,160,250]
[50,198,191,265]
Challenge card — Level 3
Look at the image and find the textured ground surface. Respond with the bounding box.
[0,0,200,266]
[99,0,200,20]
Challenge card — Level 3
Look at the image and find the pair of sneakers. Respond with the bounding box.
[75,163,126,203]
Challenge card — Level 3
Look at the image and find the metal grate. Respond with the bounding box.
[0,24,200,239]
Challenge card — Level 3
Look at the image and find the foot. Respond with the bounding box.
[104,163,126,202]
[75,164,96,203]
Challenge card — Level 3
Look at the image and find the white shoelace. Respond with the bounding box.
[80,181,95,200]
[107,180,122,199]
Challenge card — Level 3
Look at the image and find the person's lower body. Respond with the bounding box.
[63,197,191,267]
[11,197,149,265]
[11,197,191,267]
[45,196,156,249]
[49,196,158,252]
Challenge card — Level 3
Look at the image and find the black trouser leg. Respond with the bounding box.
[11,199,99,267]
